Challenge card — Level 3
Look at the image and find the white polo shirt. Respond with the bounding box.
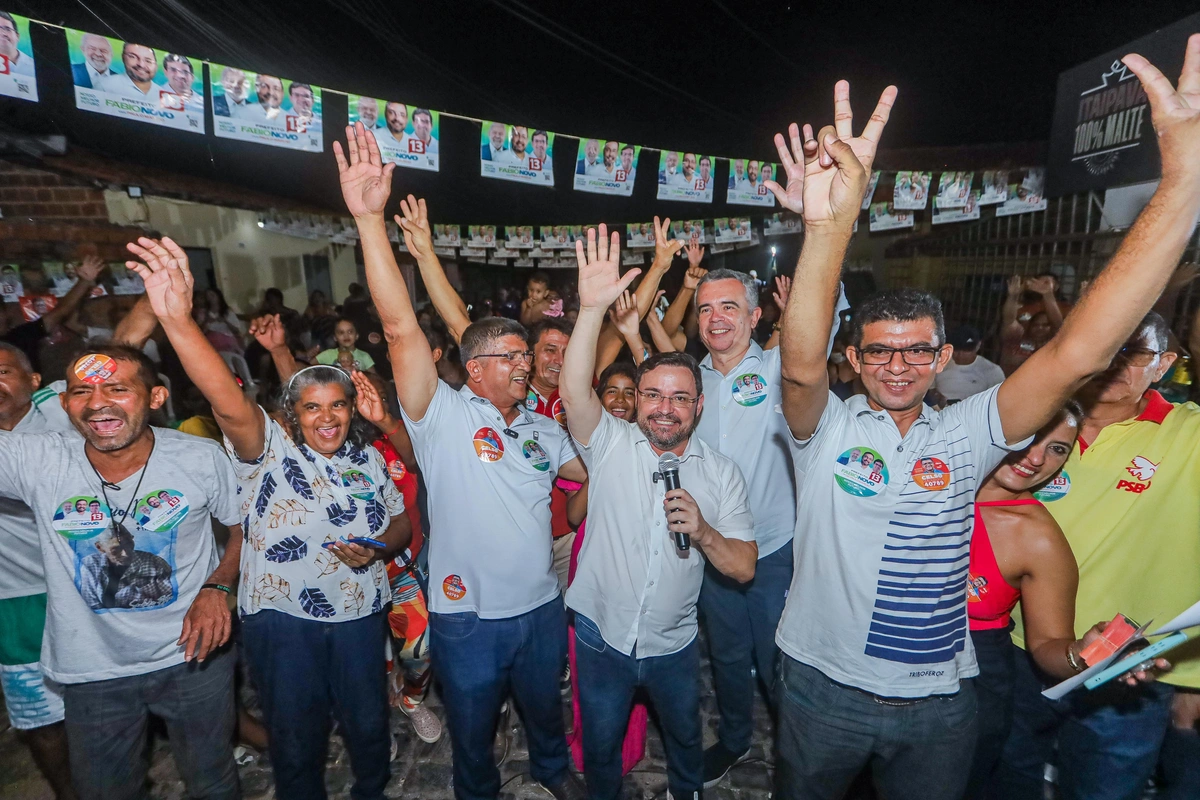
[777,385,1028,697]
[567,412,755,657]
[401,381,577,618]
[696,290,848,558]
[933,355,1006,402]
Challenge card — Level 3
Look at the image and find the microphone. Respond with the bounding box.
[656,452,689,551]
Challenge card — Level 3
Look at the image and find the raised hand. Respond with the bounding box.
[1122,34,1200,190]
[609,290,640,338]
[248,313,287,353]
[576,223,640,311]
[395,194,434,260]
[1027,276,1056,296]
[1007,275,1025,297]
[125,236,194,323]
[333,122,396,219]
[768,81,898,230]
[773,275,792,310]
[75,254,105,283]
[685,240,704,269]
[351,369,388,426]
[652,215,683,266]
[683,262,708,292]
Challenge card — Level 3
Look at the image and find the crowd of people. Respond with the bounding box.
[1,35,1199,800]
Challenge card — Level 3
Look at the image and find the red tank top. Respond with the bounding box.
[967,499,1039,630]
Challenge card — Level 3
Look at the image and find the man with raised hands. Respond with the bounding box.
[559,224,756,800]
[769,41,1200,799]
[333,122,588,800]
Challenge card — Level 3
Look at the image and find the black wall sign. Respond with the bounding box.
[1047,11,1200,197]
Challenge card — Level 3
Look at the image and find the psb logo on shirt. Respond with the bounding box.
[732,373,768,407]
[473,427,505,462]
[52,495,111,539]
[834,447,889,497]
[522,440,550,472]
[134,489,189,533]
[340,469,376,500]
[911,457,950,491]
[1033,471,1071,502]
[443,574,466,601]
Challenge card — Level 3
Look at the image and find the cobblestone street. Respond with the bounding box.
[0,638,777,800]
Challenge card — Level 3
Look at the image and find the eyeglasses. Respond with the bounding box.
[1113,346,1163,367]
[855,346,943,366]
[637,390,699,408]
[474,350,534,365]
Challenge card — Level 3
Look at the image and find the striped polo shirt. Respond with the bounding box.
[777,385,1029,697]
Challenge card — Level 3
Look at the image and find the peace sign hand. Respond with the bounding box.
[125,236,194,323]
[333,122,396,220]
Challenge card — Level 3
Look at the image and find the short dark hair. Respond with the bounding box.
[421,323,448,355]
[333,317,357,332]
[1059,398,1085,429]
[459,317,527,365]
[532,130,549,143]
[70,344,159,390]
[0,341,33,374]
[264,287,283,302]
[289,82,313,96]
[1135,310,1170,352]
[528,271,550,287]
[413,108,432,123]
[529,318,574,348]
[635,352,702,397]
[850,288,945,348]
[597,361,637,395]
[621,144,635,154]
[0,11,15,27]
[163,53,193,74]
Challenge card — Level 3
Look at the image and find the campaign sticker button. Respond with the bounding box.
[834,447,889,498]
[732,373,768,407]
[443,574,466,601]
[911,457,951,491]
[1033,471,1071,502]
[473,427,504,463]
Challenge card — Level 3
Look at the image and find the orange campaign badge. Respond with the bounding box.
[911,456,951,491]
[473,427,505,463]
[443,574,466,601]
[73,353,118,384]
[387,459,407,483]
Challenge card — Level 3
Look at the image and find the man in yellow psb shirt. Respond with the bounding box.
[1001,311,1200,799]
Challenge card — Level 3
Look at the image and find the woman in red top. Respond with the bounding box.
[966,402,1092,796]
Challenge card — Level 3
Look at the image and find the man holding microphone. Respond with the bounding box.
[560,224,757,800]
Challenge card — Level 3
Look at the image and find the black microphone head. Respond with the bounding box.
[657,452,680,474]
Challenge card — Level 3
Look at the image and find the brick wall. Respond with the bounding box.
[0,159,109,222]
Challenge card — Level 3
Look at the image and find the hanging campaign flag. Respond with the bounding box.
[211,64,323,152]
[480,122,554,186]
[505,226,536,249]
[348,96,439,171]
[657,151,715,203]
[932,190,982,225]
[467,226,498,248]
[861,171,881,210]
[763,213,802,237]
[979,170,1011,205]
[671,220,708,244]
[1,11,38,101]
[934,172,974,209]
[66,29,204,133]
[996,168,1048,217]
[626,223,657,249]
[433,225,461,248]
[726,159,777,207]
[893,171,931,210]
[714,218,752,244]
[574,139,639,196]
[869,202,914,232]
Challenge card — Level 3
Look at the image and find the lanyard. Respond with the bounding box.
[88,433,155,536]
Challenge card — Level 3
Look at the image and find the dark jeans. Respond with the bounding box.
[1160,714,1200,799]
[775,655,977,800]
[574,613,702,800]
[991,643,1173,800]
[699,542,793,754]
[241,610,390,800]
[63,647,238,800]
[964,625,1016,798]
[429,596,568,800]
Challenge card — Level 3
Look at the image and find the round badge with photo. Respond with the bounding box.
[134,489,189,532]
[550,397,567,428]
[52,495,112,539]
[525,390,540,412]
[73,353,118,385]
[473,427,505,463]
[834,447,890,497]
[443,574,466,601]
[340,469,376,500]
[731,373,768,407]
[1033,471,1071,502]
[910,456,951,491]
[522,440,550,472]
[387,459,407,483]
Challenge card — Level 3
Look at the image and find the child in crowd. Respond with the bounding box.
[315,317,376,372]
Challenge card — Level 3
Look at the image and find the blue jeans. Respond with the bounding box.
[429,597,568,800]
[63,647,237,800]
[699,542,793,754]
[775,655,977,800]
[241,610,390,800]
[991,644,1173,800]
[965,626,1017,798]
[1160,707,1200,799]
[574,613,702,800]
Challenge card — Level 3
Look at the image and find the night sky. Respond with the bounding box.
[4,0,1198,221]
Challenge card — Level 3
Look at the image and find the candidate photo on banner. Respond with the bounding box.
[892,170,931,210]
[979,170,1010,205]
[861,170,881,209]
[935,171,974,209]
[626,222,657,249]
[505,226,535,249]
[348,96,438,172]
[726,159,777,207]
[573,138,638,196]
[671,219,708,244]
[657,151,715,203]
[764,212,802,237]
[932,189,982,225]
[480,121,554,187]
[210,64,323,152]
[869,202,914,232]
[714,217,751,243]
[67,29,204,133]
[0,10,37,101]
[996,168,1048,217]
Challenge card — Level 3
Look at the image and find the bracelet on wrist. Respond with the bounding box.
[201,582,233,595]
[1066,642,1087,673]
[383,420,403,438]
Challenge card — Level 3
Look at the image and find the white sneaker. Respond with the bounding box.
[401,700,443,744]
